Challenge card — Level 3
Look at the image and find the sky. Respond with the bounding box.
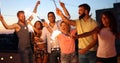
[0,0,120,34]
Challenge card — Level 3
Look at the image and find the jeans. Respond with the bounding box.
[19,47,33,63]
[48,49,60,63]
[78,51,97,63]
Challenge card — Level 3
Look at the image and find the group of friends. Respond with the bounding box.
[0,1,120,63]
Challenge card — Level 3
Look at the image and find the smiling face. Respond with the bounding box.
[48,12,56,23]
[60,21,70,33]
[34,21,43,30]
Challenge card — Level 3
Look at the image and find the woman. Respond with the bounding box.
[31,20,48,63]
[77,11,120,63]
[56,21,77,63]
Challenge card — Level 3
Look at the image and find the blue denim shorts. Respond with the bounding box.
[61,52,77,63]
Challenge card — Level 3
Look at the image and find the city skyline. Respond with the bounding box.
[0,0,120,34]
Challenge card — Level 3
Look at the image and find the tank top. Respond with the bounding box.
[16,23,30,50]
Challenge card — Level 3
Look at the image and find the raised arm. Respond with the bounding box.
[28,21,41,34]
[27,1,40,21]
[43,22,53,33]
[56,8,76,26]
[59,1,70,18]
[0,15,18,30]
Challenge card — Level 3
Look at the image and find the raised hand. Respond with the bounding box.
[36,1,40,6]
[59,1,65,8]
[42,22,49,28]
[56,8,63,16]
[59,1,70,18]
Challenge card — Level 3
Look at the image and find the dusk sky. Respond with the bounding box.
[0,0,120,34]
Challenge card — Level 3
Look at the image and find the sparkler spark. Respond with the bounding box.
[51,30,61,40]
[27,24,34,32]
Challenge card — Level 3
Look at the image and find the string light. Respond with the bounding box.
[0,57,4,60]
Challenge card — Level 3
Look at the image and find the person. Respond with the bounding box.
[56,21,77,63]
[41,1,70,63]
[0,1,40,63]
[29,20,48,63]
[76,11,120,63]
[56,3,98,63]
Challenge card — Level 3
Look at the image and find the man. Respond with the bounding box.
[0,1,40,63]
[56,4,98,63]
[41,2,70,63]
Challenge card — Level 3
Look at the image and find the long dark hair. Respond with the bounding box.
[99,11,118,36]
[34,20,43,30]
[34,20,43,36]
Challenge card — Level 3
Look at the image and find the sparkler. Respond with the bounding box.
[37,16,45,22]
[51,30,61,40]
[58,0,60,2]
[0,8,1,15]
[37,16,41,20]
[0,2,1,15]
[53,0,57,8]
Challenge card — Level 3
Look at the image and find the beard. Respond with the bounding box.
[79,13,85,20]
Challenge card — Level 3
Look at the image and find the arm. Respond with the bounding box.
[79,32,98,54]
[43,22,53,33]
[40,27,47,43]
[59,1,70,18]
[76,26,99,39]
[27,1,40,21]
[0,15,18,30]
[56,8,76,26]
[28,22,41,34]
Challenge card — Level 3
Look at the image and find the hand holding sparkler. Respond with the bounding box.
[43,22,49,27]
[56,8,63,17]
[42,21,53,33]
[37,16,45,22]
[36,0,40,6]
[59,1,65,8]
[33,0,40,14]
[58,0,70,18]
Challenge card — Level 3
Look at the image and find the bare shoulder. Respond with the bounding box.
[12,23,21,32]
